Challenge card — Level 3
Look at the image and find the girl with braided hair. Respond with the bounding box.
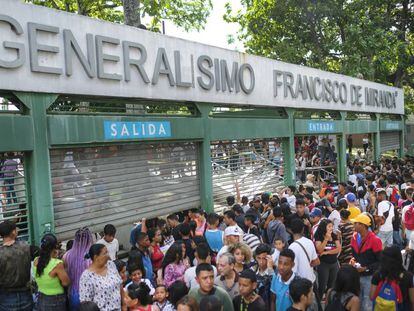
[63,227,94,310]
[34,233,70,310]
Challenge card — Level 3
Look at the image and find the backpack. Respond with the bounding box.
[404,204,414,230]
[255,272,273,309]
[389,186,401,205]
[325,291,354,311]
[372,279,403,311]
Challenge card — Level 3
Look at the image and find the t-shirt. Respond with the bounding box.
[125,278,155,295]
[188,286,234,311]
[378,200,394,232]
[270,273,298,311]
[232,295,266,311]
[371,270,414,310]
[286,307,302,311]
[289,237,318,283]
[315,234,339,264]
[96,238,119,261]
[215,272,240,299]
[0,241,32,290]
[204,229,224,253]
[184,265,217,289]
[328,210,341,231]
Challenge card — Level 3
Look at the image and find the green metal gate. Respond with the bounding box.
[0,152,30,241]
[380,131,401,153]
[50,142,200,240]
[211,139,284,212]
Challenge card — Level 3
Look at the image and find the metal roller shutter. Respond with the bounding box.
[380,131,400,153]
[0,152,30,242]
[211,140,284,212]
[50,142,200,240]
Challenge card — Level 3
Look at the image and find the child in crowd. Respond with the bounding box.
[153,285,174,311]
[96,224,119,260]
[114,259,127,284]
[204,213,224,255]
[126,263,155,295]
[271,236,286,264]
[244,214,261,239]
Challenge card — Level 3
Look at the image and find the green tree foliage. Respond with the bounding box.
[225,0,414,113]
[26,0,212,32]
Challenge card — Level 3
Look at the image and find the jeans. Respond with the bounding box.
[393,229,403,250]
[0,290,33,311]
[317,261,339,299]
[360,275,373,310]
[378,230,393,248]
[37,293,67,311]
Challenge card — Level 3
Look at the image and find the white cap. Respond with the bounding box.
[224,225,243,237]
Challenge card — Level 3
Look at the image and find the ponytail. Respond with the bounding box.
[37,233,58,277]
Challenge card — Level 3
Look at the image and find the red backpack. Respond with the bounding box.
[404,204,414,230]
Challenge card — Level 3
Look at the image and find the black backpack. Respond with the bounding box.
[325,291,354,311]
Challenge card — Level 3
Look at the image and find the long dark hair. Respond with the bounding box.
[128,282,151,306]
[314,219,336,242]
[162,241,184,277]
[85,244,105,261]
[379,246,404,280]
[333,264,360,296]
[37,233,58,276]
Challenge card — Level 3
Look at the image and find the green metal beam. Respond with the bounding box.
[14,92,58,245]
[47,115,205,145]
[283,108,296,186]
[210,118,290,141]
[374,114,381,162]
[0,115,34,152]
[194,103,214,213]
[338,112,347,182]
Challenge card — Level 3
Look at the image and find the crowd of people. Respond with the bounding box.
[1,155,414,311]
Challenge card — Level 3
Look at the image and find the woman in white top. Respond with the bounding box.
[79,244,124,311]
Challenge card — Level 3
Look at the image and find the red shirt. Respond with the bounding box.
[150,244,164,271]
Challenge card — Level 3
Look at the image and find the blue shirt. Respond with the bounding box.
[142,253,153,283]
[204,229,223,253]
[270,273,297,311]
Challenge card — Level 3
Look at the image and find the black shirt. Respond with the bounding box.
[315,234,339,264]
[233,295,266,311]
[286,307,303,311]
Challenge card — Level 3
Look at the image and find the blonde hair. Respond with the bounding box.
[228,242,252,263]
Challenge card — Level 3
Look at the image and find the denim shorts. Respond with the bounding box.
[0,290,33,311]
[37,293,67,311]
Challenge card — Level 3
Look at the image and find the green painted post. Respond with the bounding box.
[399,116,405,158]
[195,103,214,213]
[14,92,57,245]
[338,112,347,182]
[283,108,296,186]
[374,113,381,162]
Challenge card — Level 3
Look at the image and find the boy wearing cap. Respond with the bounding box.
[233,269,266,311]
[350,213,382,310]
[345,193,361,220]
[309,208,323,241]
[376,188,395,248]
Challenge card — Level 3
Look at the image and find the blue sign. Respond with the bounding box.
[104,121,171,140]
[308,121,335,133]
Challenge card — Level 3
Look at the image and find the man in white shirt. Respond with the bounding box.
[376,188,395,248]
[184,244,217,289]
[288,219,320,284]
[96,224,119,260]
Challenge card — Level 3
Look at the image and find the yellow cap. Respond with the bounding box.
[351,214,371,226]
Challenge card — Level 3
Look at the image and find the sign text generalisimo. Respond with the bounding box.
[0,0,404,114]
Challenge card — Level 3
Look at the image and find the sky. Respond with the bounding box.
[162,0,244,52]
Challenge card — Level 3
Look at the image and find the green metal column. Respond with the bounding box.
[373,113,381,162]
[283,108,296,186]
[15,92,57,245]
[399,116,405,158]
[195,103,214,213]
[337,112,347,182]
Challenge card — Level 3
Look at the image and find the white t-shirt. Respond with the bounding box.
[283,194,296,211]
[289,237,318,283]
[184,265,217,289]
[378,200,394,232]
[96,238,119,261]
[217,245,229,261]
